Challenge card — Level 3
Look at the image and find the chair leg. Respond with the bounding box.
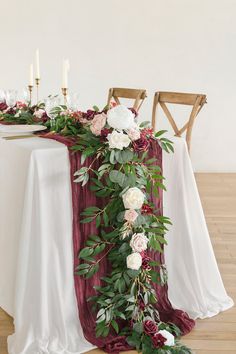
[152,92,159,130]
[107,88,113,108]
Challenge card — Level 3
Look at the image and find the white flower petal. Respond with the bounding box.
[107,105,135,130]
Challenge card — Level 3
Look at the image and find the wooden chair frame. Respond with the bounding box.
[152,91,207,151]
[107,87,147,111]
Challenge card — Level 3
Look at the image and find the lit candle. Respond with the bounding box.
[29,64,34,86]
[62,59,70,88]
[35,49,40,79]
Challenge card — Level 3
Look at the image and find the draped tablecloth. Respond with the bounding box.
[0,134,233,354]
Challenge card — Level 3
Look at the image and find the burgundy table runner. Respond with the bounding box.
[43,134,195,353]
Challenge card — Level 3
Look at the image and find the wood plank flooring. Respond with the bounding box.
[1,173,235,354]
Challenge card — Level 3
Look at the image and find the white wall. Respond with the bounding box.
[0,0,235,171]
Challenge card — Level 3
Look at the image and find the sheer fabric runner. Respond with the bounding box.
[44,134,195,353]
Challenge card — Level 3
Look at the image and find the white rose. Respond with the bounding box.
[158,330,175,346]
[126,252,142,270]
[127,127,140,141]
[122,187,145,209]
[130,233,148,253]
[124,209,138,223]
[107,130,131,150]
[107,105,135,130]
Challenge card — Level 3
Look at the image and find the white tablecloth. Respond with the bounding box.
[0,135,233,354]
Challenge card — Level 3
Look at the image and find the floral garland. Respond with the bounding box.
[72,106,191,353]
[0,100,192,353]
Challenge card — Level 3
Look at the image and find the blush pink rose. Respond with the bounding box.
[124,209,138,223]
[127,127,140,141]
[90,113,107,136]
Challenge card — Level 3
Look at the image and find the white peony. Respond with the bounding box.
[127,127,141,141]
[126,252,142,270]
[130,233,149,253]
[158,330,175,346]
[107,130,131,150]
[107,105,135,130]
[122,187,145,209]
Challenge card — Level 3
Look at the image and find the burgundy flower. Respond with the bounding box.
[33,112,49,123]
[0,102,8,111]
[143,320,158,336]
[41,112,49,123]
[100,128,111,138]
[151,332,167,348]
[6,107,16,115]
[82,109,97,120]
[129,107,138,117]
[138,299,145,311]
[133,137,150,152]
[140,128,154,139]
[141,203,154,215]
[142,255,152,270]
[105,336,131,353]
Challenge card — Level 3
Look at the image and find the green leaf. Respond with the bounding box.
[150,270,161,284]
[133,322,143,334]
[154,129,167,137]
[96,314,106,323]
[80,217,94,224]
[116,149,134,163]
[76,263,90,270]
[79,247,94,259]
[111,320,119,334]
[93,243,106,256]
[96,214,101,228]
[75,268,89,275]
[93,105,100,112]
[109,150,116,164]
[139,121,150,128]
[97,308,105,318]
[103,211,109,227]
[149,235,163,252]
[102,326,109,337]
[109,170,127,187]
[86,263,99,278]
[84,206,100,213]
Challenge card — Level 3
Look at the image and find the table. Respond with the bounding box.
[0,135,233,354]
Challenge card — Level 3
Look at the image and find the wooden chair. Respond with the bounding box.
[107,87,147,111]
[152,91,207,151]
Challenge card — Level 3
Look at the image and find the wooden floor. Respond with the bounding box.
[0,173,235,354]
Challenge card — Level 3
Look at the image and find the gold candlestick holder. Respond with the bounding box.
[28,85,33,105]
[61,87,68,106]
[35,78,40,103]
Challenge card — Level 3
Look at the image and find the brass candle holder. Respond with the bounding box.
[35,78,40,103]
[28,85,33,104]
[61,87,68,106]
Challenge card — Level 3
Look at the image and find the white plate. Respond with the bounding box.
[0,124,47,135]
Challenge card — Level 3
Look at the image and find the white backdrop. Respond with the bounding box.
[0,0,235,172]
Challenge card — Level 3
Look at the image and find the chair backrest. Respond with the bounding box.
[107,87,147,111]
[152,91,207,151]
